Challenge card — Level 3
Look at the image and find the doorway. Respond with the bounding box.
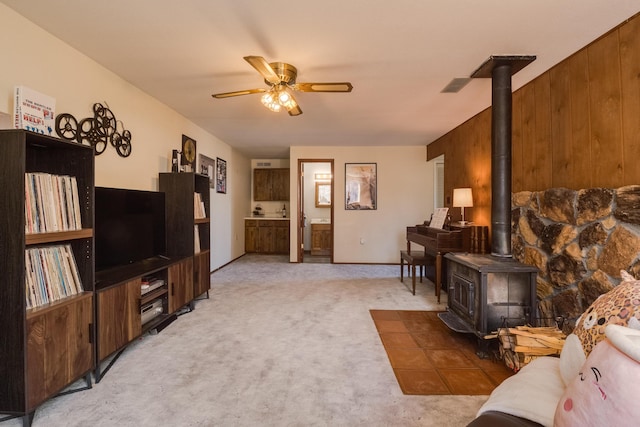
[297,159,334,263]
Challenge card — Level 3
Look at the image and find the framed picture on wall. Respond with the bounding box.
[345,163,377,210]
[216,157,227,194]
[199,154,215,188]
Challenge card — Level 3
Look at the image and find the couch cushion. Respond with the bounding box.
[476,356,564,427]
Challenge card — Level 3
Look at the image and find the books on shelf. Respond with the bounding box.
[194,225,201,254]
[25,172,82,234]
[194,192,206,219]
[13,86,56,135]
[25,244,84,309]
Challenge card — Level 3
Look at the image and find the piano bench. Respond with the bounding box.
[400,250,431,295]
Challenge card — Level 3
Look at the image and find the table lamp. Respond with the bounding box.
[453,188,473,225]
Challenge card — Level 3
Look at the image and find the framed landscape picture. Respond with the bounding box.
[216,157,227,194]
[345,163,377,210]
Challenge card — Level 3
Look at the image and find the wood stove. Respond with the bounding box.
[441,253,537,348]
[437,56,539,356]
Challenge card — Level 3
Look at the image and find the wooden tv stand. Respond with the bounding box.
[94,255,193,382]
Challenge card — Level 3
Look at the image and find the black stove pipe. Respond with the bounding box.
[470,55,535,257]
[491,63,513,257]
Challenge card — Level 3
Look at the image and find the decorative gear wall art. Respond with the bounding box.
[54,102,132,157]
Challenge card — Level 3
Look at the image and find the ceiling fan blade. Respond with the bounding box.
[244,56,281,85]
[288,104,303,116]
[211,88,266,99]
[294,82,353,93]
[282,91,302,116]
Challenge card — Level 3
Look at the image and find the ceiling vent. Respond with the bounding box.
[440,78,471,93]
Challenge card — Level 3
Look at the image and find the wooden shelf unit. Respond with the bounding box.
[159,172,211,301]
[0,130,95,425]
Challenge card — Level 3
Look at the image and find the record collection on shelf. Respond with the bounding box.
[25,244,84,309]
[24,171,85,308]
[25,172,82,233]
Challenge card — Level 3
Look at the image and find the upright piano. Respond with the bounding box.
[406,224,475,303]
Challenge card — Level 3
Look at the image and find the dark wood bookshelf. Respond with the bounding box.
[159,172,211,301]
[0,130,95,425]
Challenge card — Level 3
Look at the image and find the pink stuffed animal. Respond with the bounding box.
[554,324,640,426]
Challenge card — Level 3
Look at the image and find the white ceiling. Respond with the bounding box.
[3,1,640,159]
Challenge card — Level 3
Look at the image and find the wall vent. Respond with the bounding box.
[256,162,272,167]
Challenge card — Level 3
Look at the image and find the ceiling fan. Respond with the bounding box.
[211,56,353,116]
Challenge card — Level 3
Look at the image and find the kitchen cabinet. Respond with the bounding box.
[245,219,290,254]
[253,168,290,201]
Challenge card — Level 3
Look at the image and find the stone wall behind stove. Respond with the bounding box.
[512,185,640,332]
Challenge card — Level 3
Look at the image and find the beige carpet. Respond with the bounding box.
[372,310,514,395]
[7,254,489,426]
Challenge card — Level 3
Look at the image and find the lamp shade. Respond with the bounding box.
[453,188,473,208]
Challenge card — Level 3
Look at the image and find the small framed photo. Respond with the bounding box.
[199,154,215,188]
[345,163,377,210]
[216,157,227,194]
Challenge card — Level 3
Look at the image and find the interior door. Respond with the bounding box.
[297,159,334,263]
[297,161,305,262]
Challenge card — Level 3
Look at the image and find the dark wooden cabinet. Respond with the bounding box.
[311,224,332,255]
[168,258,194,313]
[253,168,290,201]
[194,252,210,298]
[26,293,93,410]
[159,172,211,299]
[245,219,290,254]
[96,279,141,361]
[0,130,95,420]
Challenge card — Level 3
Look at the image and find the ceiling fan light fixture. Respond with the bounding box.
[261,91,281,112]
[213,56,353,116]
[277,89,298,111]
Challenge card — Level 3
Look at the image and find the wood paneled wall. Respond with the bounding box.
[428,12,640,226]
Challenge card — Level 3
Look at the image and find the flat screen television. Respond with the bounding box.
[95,186,166,272]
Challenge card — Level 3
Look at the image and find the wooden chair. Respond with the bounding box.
[400,250,432,295]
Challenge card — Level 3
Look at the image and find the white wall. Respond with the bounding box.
[0,4,249,270]
[290,146,435,263]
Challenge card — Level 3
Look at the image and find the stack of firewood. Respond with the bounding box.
[496,326,566,372]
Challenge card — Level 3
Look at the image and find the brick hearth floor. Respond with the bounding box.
[371,310,515,395]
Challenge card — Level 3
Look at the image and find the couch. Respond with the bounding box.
[468,271,640,427]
